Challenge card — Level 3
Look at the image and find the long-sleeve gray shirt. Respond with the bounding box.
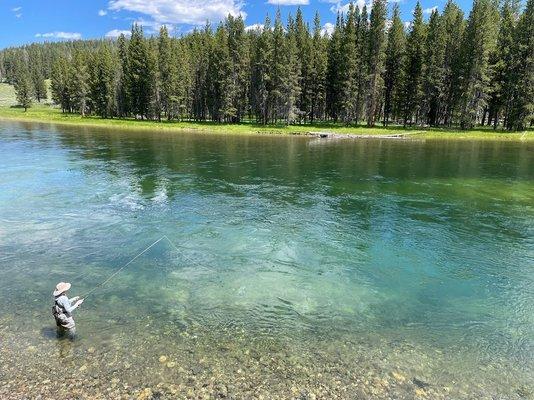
[55,295,79,317]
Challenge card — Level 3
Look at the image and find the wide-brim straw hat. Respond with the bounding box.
[53,282,71,296]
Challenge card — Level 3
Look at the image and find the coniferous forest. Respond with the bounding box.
[1,0,532,131]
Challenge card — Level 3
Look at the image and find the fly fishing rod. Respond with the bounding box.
[80,234,206,298]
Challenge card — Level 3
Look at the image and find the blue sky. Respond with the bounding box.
[1,0,470,49]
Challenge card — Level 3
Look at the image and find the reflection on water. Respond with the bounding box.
[0,121,533,399]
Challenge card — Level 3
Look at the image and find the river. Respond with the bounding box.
[0,121,532,399]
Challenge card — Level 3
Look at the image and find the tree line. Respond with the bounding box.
[1,0,533,130]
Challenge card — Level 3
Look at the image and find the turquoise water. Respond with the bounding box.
[0,121,533,399]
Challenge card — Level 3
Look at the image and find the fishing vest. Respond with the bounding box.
[52,296,72,327]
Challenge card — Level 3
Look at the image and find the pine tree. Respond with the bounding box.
[51,55,72,113]
[209,24,234,122]
[365,0,388,126]
[354,5,369,124]
[506,0,534,130]
[189,25,213,121]
[31,63,47,103]
[459,0,499,129]
[158,26,178,120]
[422,9,446,126]
[339,4,358,123]
[174,39,192,121]
[383,4,405,125]
[401,2,426,125]
[226,15,250,122]
[70,51,90,116]
[270,9,289,122]
[295,7,311,122]
[89,45,116,118]
[441,0,465,126]
[285,15,302,124]
[326,13,344,121]
[487,1,515,128]
[14,62,33,111]
[251,16,273,124]
[127,24,153,119]
[116,34,129,117]
[310,12,328,122]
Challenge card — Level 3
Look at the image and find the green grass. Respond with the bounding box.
[0,102,532,141]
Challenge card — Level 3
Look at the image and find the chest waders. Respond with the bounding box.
[52,298,75,330]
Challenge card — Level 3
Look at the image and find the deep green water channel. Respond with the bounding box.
[0,121,533,399]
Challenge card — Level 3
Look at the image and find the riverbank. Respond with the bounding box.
[0,105,532,141]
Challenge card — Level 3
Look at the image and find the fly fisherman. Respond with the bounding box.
[52,282,84,339]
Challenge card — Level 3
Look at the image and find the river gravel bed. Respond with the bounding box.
[1,315,531,400]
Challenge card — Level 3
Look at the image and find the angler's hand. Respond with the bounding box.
[71,296,80,302]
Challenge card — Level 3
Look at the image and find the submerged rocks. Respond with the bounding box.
[391,371,406,383]
[137,387,152,400]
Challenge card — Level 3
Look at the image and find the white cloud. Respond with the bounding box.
[245,23,264,31]
[423,6,438,14]
[108,0,246,26]
[131,18,175,34]
[321,22,335,36]
[12,6,22,18]
[403,21,411,29]
[266,0,309,4]
[105,29,132,38]
[98,9,108,16]
[330,0,368,14]
[35,31,82,40]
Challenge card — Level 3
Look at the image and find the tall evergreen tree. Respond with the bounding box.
[70,51,90,116]
[51,55,73,113]
[422,9,446,125]
[310,12,328,122]
[116,34,130,117]
[459,0,499,128]
[14,62,33,111]
[127,24,153,119]
[30,63,47,103]
[174,40,192,121]
[354,5,369,124]
[270,9,289,122]
[339,4,358,123]
[226,15,250,122]
[209,24,234,121]
[441,0,465,126]
[401,2,426,125]
[506,0,534,130]
[89,45,116,118]
[365,0,388,126]
[158,26,179,120]
[251,16,273,124]
[487,1,515,128]
[326,13,344,121]
[190,25,213,121]
[295,7,312,122]
[383,4,405,125]
[285,15,302,124]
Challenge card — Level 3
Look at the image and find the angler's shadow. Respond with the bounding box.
[40,326,58,340]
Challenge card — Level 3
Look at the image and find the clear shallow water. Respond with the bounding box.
[0,121,533,399]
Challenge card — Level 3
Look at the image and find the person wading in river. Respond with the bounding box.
[52,282,84,339]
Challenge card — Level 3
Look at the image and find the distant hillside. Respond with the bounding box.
[0,82,16,106]
[0,80,51,106]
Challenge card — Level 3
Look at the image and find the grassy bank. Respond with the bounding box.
[0,104,532,141]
